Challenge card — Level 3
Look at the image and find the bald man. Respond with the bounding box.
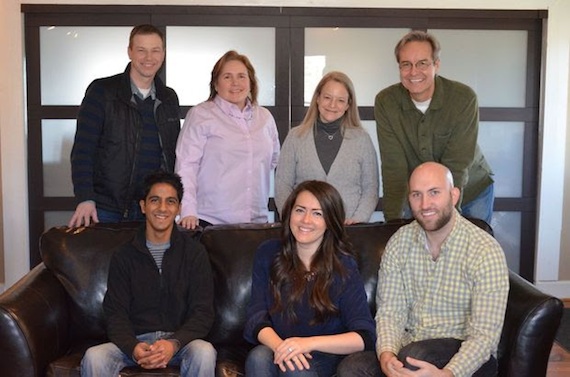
[337,162,509,377]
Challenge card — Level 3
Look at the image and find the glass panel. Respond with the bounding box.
[490,211,521,273]
[431,29,527,108]
[479,122,524,197]
[362,120,382,223]
[40,26,131,105]
[305,28,408,106]
[166,26,275,106]
[362,120,382,197]
[42,120,75,197]
[45,211,74,231]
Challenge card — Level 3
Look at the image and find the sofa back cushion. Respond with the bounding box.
[40,224,139,341]
[200,223,282,347]
[200,221,394,346]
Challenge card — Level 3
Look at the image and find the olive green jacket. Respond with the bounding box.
[375,76,493,221]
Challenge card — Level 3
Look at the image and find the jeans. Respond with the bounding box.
[461,183,495,225]
[80,331,217,377]
[336,339,497,377]
[97,201,145,223]
[245,344,343,377]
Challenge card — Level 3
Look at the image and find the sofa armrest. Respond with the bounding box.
[0,263,71,377]
[497,270,564,377]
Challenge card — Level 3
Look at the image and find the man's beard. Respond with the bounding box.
[414,203,453,232]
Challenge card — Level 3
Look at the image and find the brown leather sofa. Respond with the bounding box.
[0,221,563,377]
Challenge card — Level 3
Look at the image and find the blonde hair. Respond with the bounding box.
[297,71,361,136]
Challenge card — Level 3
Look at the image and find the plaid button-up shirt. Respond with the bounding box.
[375,211,509,377]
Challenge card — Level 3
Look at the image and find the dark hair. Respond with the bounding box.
[270,180,354,324]
[394,30,441,63]
[129,24,165,49]
[208,50,259,104]
[141,171,183,202]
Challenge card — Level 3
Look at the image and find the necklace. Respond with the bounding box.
[304,271,317,281]
[321,127,338,141]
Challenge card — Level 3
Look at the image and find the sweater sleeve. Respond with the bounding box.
[350,130,379,223]
[338,256,377,350]
[70,80,106,204]
[103,248,140,356]
[243,240,280,344]
[274,133,298,217]
[172,239,215,347]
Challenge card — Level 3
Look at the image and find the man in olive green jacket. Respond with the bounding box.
[375,30,494,224]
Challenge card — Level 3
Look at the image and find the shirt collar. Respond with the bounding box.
[214,95,253,120]
[130,80,157,100]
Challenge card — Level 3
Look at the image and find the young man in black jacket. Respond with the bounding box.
[69,24,180,228]
[81,171,216,376]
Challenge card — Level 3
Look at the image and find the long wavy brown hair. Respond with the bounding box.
[270,180,355,324]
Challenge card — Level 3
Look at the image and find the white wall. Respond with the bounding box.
[1,0,568,296]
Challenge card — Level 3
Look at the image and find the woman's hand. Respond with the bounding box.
[274,337,313,372]
[178,215,199,229]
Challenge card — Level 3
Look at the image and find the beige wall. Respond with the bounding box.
[1,0,569,296]
[560,20,570,280]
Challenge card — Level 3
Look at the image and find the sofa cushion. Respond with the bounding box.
[40,224,140,341]
[201,223,281,346]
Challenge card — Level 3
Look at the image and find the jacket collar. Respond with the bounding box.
[400,75,445,112]
[132,222,181,253]
[119,63,168,103]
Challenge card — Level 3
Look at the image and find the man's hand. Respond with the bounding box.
[68,201,98,228]
[134,339,177,369]
[403,357,454,377]
[380,351,405,376]
[380,352,455,377]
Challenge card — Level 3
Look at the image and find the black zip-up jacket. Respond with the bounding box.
[103,225,215,357]
[70,63,180,216]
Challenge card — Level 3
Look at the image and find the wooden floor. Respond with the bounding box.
[547,299,570,377]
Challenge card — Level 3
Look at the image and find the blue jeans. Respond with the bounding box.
[246,344,343,377]
[336,339,497,377]
[461,183,495,225]
[97,201,145,223]
[80,331,216,377]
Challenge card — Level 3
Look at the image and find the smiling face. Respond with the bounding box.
[215,59,251,109]
[140,182,180,243]
[290,190,327,256]
[316,80,350,123]
[408,163,459,234]
[127,33,165,88]
[398,41,440,102]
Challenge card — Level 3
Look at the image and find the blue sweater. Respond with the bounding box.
[244,239,376,351]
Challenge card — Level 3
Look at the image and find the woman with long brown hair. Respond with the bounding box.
[244,180,376,376]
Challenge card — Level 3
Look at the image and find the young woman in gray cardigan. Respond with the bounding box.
[275,71,379,224]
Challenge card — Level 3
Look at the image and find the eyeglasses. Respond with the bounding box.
[399,59,434,72]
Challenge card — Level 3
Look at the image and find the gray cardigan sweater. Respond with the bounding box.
[275,125,379,223]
